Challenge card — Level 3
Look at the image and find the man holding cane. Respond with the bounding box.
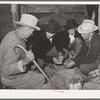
[0,14,52,89]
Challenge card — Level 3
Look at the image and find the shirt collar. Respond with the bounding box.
[69,32,75,37]
[88,35,92,41]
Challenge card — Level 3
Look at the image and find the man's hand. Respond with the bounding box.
[26,50,34,61]
[58,52,64,62]
[53,57,62,65]
[24,50,35,64]
[69,51,76,59]
[67,60,75,68]
[64,59,75,68]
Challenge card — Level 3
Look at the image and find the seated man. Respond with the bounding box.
[0,14,53,89]
[63,19,84,58]
[26,19,68,68]
[64,19,100,78]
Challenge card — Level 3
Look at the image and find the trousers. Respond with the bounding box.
[79,60,100,75]
[1,71,49,89]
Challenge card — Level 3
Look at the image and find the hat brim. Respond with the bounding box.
[42,25,63,34]
[77,25,98,34]
[15,21,41,31]
[63,23,79,30]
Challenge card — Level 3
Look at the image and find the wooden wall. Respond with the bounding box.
[27,4,86,14]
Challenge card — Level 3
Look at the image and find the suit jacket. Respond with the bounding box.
[73,32,100,66]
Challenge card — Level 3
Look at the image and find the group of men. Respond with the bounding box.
[0,13,100,89]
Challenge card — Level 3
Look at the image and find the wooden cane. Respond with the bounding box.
[13,45,57,89]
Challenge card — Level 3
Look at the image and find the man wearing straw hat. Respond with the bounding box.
[0,14,52,89]
[64,19,100,79]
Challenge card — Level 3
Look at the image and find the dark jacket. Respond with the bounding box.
[73,32,100,66]
[60,29,83,50]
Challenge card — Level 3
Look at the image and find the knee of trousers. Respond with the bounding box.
[79,64,89,75]
[29,71,46,84]
[38,73,45,82]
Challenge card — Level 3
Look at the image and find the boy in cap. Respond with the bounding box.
[63,19,84,58]
[64,19,100,79]
[0,14,51,89]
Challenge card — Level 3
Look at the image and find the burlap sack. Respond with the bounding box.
[83,77,100,90]
[44,65,85,89]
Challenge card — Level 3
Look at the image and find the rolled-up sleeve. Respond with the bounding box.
[18,60,26,72]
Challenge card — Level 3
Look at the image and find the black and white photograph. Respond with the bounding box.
[0,1,100,98]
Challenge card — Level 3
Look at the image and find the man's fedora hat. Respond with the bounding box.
[15,14,40,31]
[77,19,98,34]
[42,19,63,34]
[64,19,79,30]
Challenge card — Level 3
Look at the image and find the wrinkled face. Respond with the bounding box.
[24,26,35,38]
[68,28,75,35]
[81,32,93,40]
[46,31,55,39]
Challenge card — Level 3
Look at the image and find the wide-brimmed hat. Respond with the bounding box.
[15,14,40,31]
[64,19,79,30]
[42,19,63,34]
[77,19,98,34]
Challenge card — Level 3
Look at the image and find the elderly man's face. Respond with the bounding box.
[81,32,93,40]
[24,27,35,38]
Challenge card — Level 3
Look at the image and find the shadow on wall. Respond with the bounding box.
[0,4,13,43]
[28,4,87,30]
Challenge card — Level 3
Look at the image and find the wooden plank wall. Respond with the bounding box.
[27,4,86,13]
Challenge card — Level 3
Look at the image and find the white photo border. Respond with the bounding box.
[0,1,100,99]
